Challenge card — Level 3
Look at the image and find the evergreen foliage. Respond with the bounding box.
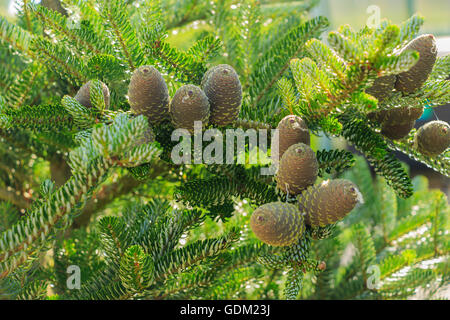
[0,0,448,300]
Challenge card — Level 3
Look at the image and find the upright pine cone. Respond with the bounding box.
[276,143,318,195]
[298,179,361,227]
[366,75,396,102]
[395,34,437,93]
[414,120,450,156]
[201,64,242,126]
[128,65,169,124]
[368,106,423,125]
[170,84,210,133]
[250,202,305,246]
[368,106,423,140]
[75,80,110,109]
[381,121,416,140]
[271,115,310,166]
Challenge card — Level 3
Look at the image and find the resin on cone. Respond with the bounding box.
[201,64,242,126]
[250,202,305,246]
[414,120,450,156]
[170,84,210,133]
[75,80,110,109]
[271,115,310,167]
[298,179,362,227]
[395,34,437,93]
[128,65,169,124]
[276,143,318,195]
[366,75,396,102]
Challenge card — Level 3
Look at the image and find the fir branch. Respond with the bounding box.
[316,149,355,177]
[27,3,103,55]
[249,16,329,107]
[386,130,449,177]
[0,160,112,279]
[429,54,450,80]
[4,63,45,109]
[187,35,222,65]
[0,103,74,131]
[0,16,34,57]
[147,40,205,84]
[153,228,239,282]
[284,268,303,300]
[0,114,161,279]
[351,223,376,285]
[100,0,143,71]
[397,14,424,47]
[119,245,154,294]
[31,37,87,86]
[340,114,413,198]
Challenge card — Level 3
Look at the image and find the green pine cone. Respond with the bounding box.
[298,179,362,227]
[366,75,396,102]
[395,34,437,93]
[170,84,210,133]
[276,143,318,195]
[128,65,169,124]
[414,120,450,156]
[201,64,242,126]
[75,80,110,109]
[257,253,287,269]
[282,237,311,264]
[250,202,305,247]
[381,120,415,140]
[271,115,310,167]
[307,224,337,240]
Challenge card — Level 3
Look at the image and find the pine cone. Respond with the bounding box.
[201,64,242,126]
[381,120,416,140]
[368,106,423,125]
[366,75,396,102]
[271,115,310,167]
[276,143,318,195]
[298,179,362,227]
[128,65,169,124]
[250,202,305,246]
[414,120,450,156]
[75,80,110,109]
[395,34,437,93]
[170,84,210,133]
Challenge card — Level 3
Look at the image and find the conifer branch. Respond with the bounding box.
[28,4,103,55]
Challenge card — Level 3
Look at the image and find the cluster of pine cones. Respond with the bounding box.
[366,34,450,157]
[250,115,363,247]
[72,64,243,143]
[128,64,242,134]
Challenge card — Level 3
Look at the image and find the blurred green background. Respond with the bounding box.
[1,0,449,34]
[312,0,449,36]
